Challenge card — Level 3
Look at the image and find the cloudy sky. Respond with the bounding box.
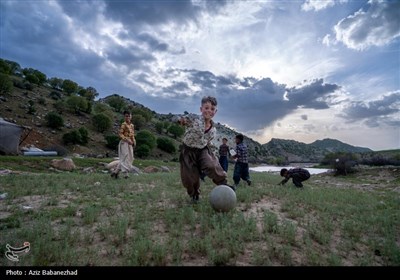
[1,0,399,150]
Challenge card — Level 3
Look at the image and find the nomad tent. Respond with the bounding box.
[0,118,26,155]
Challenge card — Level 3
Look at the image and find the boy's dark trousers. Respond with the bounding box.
[219,156,228,172]
[291,171,310,188]
[180,145,227,198]
[233,162,250,185]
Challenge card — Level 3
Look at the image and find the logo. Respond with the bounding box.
[5,242,30,262]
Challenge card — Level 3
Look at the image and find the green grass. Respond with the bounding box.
[0,158,399,266]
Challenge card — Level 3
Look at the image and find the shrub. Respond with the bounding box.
[136,130,156,150]
[132,114,145,130]
[53,100,65,113]
[63,130,82,145]
[45,112,64,129]
[168,124,184,139]
[62,127,88,145]
[38,97,46,105]
[49,91,62,100]
[105,135,120,150]
[0,73,13,95]
[155,122,164,134]
[106,95,126,112]
[93,103,114,119]
[157,137,176,153]
[66,95,88,114]
[92,113,112,133]
[78,127,89,145]
[24,82,33,90]
[135,144,150,158]
[131,107,153,122]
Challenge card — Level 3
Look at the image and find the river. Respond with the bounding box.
[249,164,331,175]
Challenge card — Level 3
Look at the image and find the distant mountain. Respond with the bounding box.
[262,138,372,163]
[310,138,372,153]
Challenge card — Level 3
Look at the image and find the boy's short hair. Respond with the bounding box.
[201,96,217,106]
[235,134,244,142]
[222,137,228,141]
[123,110,131,116]
[280,168,288,176]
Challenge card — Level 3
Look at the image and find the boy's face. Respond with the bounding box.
[124,113,132,122]
[222,139,227,144]
[235,138,240,144]
[200,101,217,120]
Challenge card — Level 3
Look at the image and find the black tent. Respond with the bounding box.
[0,118,26,155]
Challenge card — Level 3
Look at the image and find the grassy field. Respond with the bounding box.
[0,157,399,266]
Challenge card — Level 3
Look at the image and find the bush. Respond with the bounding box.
[62,127,88,145]
[45,112,64,129]
[49,91,62,100]
[105,135,120,150]
[155,122,164,134]
[136,130,156,150]
[135,144,150,158]
[157,137,176,153]
[63,130,82,145]
[132,114,146,130]
[0,73,13,95]
[66,95,88,114]
[92,113,112,133]
[24,82,33,90]
[131,107,153,122]
[78,127,89,145]
[53,100,65,113]
[168,124,184,139]
[38,97,46,105]
[106,95,126,112]
[93,103,114,119]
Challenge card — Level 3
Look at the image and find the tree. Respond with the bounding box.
[45,112,64,129]
[136,130,156,150]
[62,127,88,145]
[92,113,112,133]
[48,77,63,90]
[105,135,120,150]
[0,59,11,74]
[168,124,184,139]
[0,73,13,95]
[78,86,98,101]
[155,122,164,134]
[132,114,146,130]
[106,95,126,112]
[131,107,153,122]
[22,68,46,85]
[66,95,88,114]
[136,144,150,158]
[157,137,176,153]
[93,103,114,119]
[62,79,78,95]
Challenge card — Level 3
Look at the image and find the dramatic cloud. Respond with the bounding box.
[340,91,400,127]
[1,0,399,150]
[333,0,400,50]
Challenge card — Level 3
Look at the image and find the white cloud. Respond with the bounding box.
[334,0,400,50]
[302,0,336,11]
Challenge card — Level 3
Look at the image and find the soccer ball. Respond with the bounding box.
[209,185,237,212]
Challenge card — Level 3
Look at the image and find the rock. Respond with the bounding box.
[143,166,160,173]
[50,158,76,171]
